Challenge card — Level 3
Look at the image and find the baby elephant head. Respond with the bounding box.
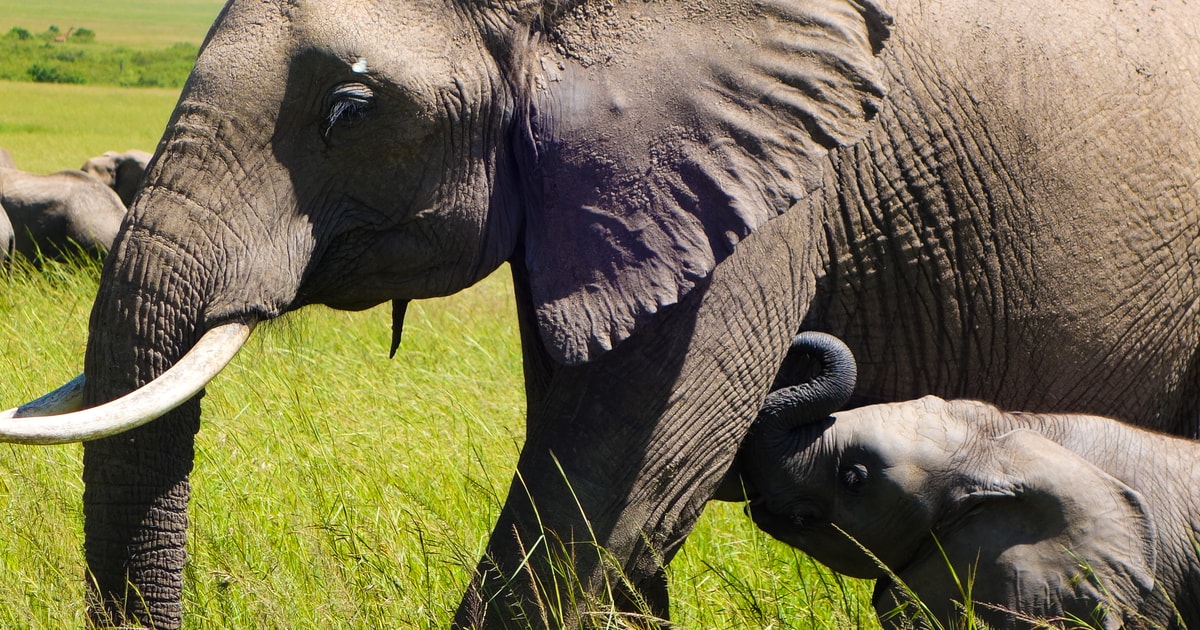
[742,357,1160,629]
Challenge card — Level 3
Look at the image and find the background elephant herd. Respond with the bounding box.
[0,146,147,265]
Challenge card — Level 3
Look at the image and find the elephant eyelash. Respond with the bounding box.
[322,82,375,139]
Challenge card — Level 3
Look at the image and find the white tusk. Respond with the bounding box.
[0,321,255,444]
[10,374,86,416]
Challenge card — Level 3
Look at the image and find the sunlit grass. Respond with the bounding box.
[0,80,181,173]
[0,257,880,628]
[0,0,223,48]
[0,0,221,173]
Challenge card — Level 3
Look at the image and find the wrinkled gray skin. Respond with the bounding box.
[11,0,1200,627]
[81,149,153,208]
[743,391,1200,628]
[0,167,126,261]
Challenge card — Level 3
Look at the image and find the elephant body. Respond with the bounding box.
[744,394,1200,629]
[2,0,1199,628]
[806,0,1200,434]
[0,167,126,261]
[0,200,13,264]
[81,149,153,208]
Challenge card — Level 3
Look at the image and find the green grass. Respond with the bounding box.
[0,80,180,174]
[0,1,224,94]
[0,0,223,48]
[0,257,878,629]
[0,31,200,89]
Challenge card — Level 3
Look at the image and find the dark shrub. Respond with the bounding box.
[28,63,85,84]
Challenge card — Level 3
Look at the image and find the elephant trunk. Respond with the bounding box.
[732,332,857,502]
[738,331,856,515]
[70,134,285,625]
[753,331,857,446]
[80,221,213,628]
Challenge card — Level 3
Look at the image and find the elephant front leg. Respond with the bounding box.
[456,222,818,628]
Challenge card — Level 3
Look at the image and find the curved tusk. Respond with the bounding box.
[9,373,87,417]
[0,321,255,445]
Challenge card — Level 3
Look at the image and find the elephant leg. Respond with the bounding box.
[455,206,822,628]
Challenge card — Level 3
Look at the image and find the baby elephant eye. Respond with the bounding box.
[839,463,868,491]
[322,82,375,138]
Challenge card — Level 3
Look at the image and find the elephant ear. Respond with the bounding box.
[873,429,1158,630]
[520,0,892,364]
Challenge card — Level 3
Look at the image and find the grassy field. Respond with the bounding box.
[0,260,878,629]
[0,2,882,628]
[0,80,180,173]
[0,0,224,47]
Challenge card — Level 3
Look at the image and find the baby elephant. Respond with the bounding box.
[740,332,1197,629]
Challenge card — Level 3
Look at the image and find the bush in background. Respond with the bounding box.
[0,25,197,88]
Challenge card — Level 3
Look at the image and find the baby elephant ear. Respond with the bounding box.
[522,0,892,365]
[875,429,1159,630]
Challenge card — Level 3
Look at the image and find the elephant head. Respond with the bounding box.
[81,149,152,207]
[1,0,893,627]
[743,395,1160,629]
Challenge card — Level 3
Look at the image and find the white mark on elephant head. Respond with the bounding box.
[352,57,368,73]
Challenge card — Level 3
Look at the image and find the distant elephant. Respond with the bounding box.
[0,167,127,261]
[740,335,1195,628]
[0,201,13,265]
[81,149,152,207]
[2,1,1200,629]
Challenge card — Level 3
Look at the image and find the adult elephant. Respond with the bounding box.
[1,0,1198,628]
[81,149,153,208]
[0,167,126,262]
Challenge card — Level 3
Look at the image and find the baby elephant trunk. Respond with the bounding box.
[755,331,857,441]
[715,331,857,502]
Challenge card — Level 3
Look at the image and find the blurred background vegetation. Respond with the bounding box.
[0,25,199,88]
[0,0,224,172]
[0,0,224,89]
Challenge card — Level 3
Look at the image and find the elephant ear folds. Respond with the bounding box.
[876,429,1158,630]
[520,0,892,365]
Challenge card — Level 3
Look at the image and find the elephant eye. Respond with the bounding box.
[839,463,868,491]
[322,82,375,139]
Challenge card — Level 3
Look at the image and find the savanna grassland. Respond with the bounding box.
[0,0,223,47]
[0,2,878,628]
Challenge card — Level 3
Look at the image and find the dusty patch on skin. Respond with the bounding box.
[545,1,759,68]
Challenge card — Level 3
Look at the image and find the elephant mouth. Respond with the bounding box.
[746,498,824,539]
[0,319,256,443]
